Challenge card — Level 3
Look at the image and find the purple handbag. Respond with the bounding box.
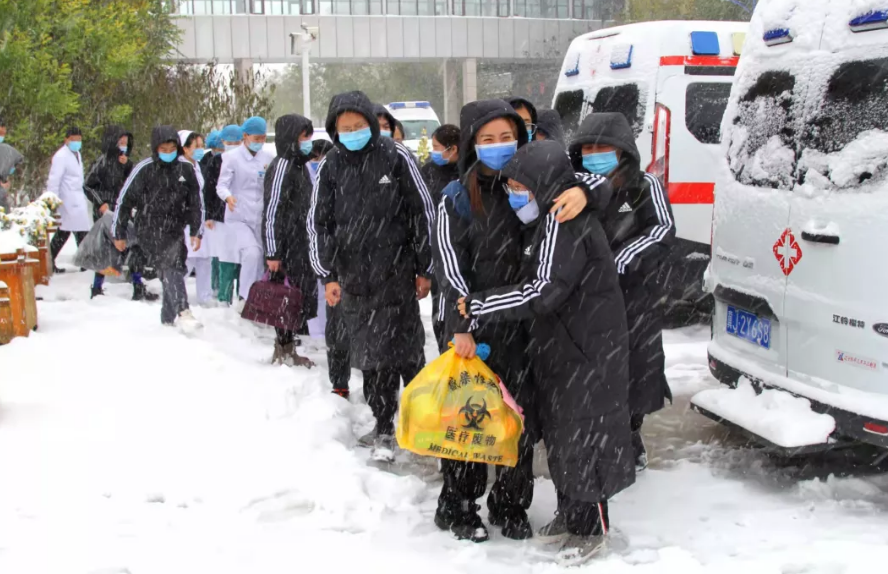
[241,273,304,330]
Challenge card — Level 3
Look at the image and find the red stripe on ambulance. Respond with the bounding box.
[668,182,715,204]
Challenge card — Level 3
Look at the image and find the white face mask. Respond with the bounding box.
[515,199,540,224]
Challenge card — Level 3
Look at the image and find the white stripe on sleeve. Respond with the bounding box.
[111,158,153,236]
[264,158,289,256]
[306,157,331,277]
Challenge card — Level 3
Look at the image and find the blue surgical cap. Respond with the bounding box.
[241,116,267,136]
[206,130,223,149]
[221,124,244,143]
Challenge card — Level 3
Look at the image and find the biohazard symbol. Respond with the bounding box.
[773,228,802,276]
[459,397,491,430]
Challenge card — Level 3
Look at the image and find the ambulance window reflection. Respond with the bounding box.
[590,83,645,137]
[686,82,731,145]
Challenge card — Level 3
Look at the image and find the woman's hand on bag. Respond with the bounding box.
[267,260,281,272]
[113,239,127,252]
[325,281,342,307]
[99,203,109,215]
[453,333,476,359]
[550,186,588,223]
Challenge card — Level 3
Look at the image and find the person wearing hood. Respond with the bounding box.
[112,125,203,331]
[0,142,23,214]
[420,123,460,352]
[48,126,91,272]
[215,117,273,306]
[569,112,675,472]
[535,109,566,145]
[307,139,333,187]
[456,140,631,563]
[309,90,435,463]
[431,99,598,543]
[508,97,539,143]
[205,125,241,300]
[262,114,318,369]
[83,126,158,301]
[374,104,398,140]
[178,130,214,306]
[393,120,406,144]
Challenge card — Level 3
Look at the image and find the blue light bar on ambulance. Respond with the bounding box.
[850,10,888,32]
[690,31,720,55]
[388,101,431,109]
[763,28,793,46]
[565,54,580,77]
[610,44,633,70]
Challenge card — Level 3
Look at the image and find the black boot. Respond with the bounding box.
[53,265,66,274]
[132,282,159,302]
[488,506,533,540]
[434,500,489,543]
[632,430,648,472]
[90,286,104,299]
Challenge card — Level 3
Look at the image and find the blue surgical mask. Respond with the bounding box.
[68,141,82,153]
[300,140,314,155]
[380,130,392,138]
[582,151,620,175]
[475,141,518,171]
[431,150,450,166]
[193,148,206,162]
[340,127,372,151]
[119,146,128,155]
[247,141,264,153]
[0,136,5,143]
[158,151,177,163]
[507,187,530,210]
[527,128,534,141]
[224,143,240,152]
[9,167,15,175]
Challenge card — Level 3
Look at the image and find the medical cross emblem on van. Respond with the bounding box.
[773,229,802,276]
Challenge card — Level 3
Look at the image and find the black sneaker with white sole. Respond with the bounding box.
[537,512,569,545]
[435,501,489,543]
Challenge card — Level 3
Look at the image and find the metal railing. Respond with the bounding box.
[166,0,604,18]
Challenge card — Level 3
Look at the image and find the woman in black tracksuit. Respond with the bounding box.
[421,123,460,352]
[434,100,539,543]
[263,114,319,369]
[460,140,632,560]
[569,112,675,470]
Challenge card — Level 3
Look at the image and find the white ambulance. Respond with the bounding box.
[553,20,748,324]
[696,0,888,452]
[385,101,441,155]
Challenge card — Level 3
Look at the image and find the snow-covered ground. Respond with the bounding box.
[2,246,888,573]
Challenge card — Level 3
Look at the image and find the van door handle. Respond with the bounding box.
[801,231,840,245]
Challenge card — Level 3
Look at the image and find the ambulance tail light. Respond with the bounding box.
[648,104,671,188]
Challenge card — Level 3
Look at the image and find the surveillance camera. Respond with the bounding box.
[301,24,320,37]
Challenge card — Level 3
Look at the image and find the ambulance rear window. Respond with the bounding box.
[590,84,644,137]
[686,82,731,145]
[554,90,586,140]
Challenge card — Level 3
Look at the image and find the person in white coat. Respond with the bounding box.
[178,130,212,305]
[215,116,273,305]
[48,126,91,272]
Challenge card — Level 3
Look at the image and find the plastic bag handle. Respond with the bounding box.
[448,339,491,361]
[263,271,291,288]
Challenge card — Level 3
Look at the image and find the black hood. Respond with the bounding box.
[325,91,380,152]
[501,140,578,206]
[150,125,181,161]
[568,112,641,171]
[275,114,313,162]
[536,109,565,146]
[101,125,133,159]
[458,99,529,178]
[507,97,538,127]
[373,104,398,136]
[0,143,23,179]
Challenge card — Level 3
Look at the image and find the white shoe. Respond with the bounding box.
[557,533,607,566]
[177,309,203,334]
[370,434,396,463]
[235,299,246,313]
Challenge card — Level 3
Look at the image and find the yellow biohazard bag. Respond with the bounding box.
[396,346,524,467]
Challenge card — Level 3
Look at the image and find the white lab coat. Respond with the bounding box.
[179,155,210,259]
[47,145,90,232]
[214,145,273,263]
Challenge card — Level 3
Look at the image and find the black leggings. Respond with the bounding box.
[50,230,87,263]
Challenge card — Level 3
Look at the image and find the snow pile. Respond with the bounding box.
[800,130,888,190]
[692,378,836,448]
[0,228,28,254]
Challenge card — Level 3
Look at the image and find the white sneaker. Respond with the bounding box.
[235,298,246,313]
[177,309,203,334]
[370,434,396,463]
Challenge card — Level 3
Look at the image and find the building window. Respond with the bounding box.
[370,0,383,13]
[572,0,596,19]
[435,0,448,15]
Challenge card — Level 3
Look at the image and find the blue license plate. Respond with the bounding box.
[726,306,771,349]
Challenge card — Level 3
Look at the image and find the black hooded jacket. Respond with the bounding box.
[263,115,317,280]
[373,104,398,136]
[84,125,133,218]
[420,158,458,209]
[310,90,435,294]
[112,125,202,270]
[569,112,675,279]
[507,97,538,127]
[536,109,565,145]
[201,152,226,222]
[463,140,633,502]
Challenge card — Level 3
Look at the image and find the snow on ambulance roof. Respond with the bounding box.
[558,20,748,85]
